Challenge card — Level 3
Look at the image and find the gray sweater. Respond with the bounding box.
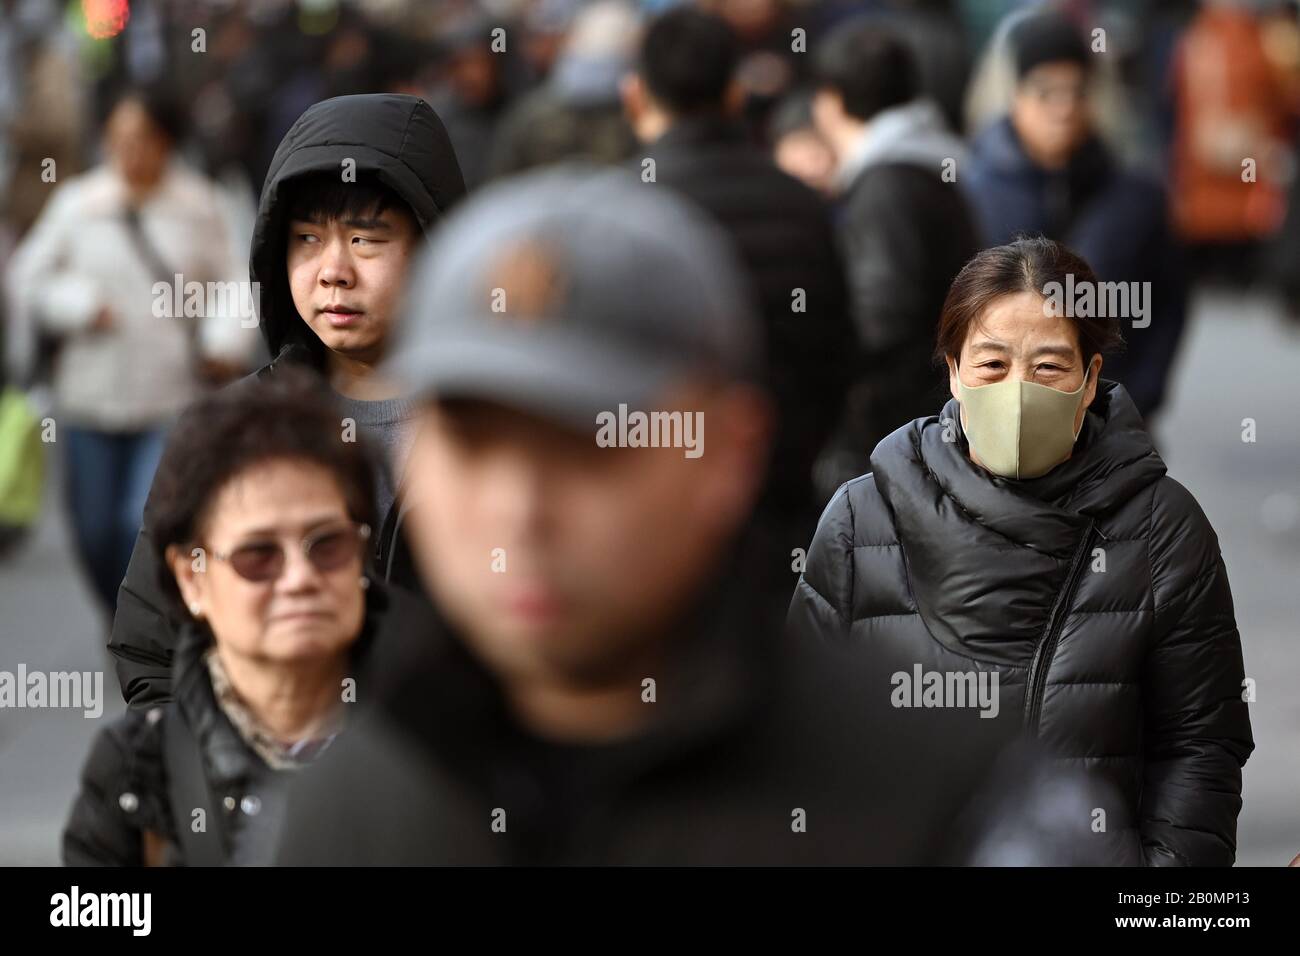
[334,392,418,526]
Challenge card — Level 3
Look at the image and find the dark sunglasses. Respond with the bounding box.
[208,522,371,583]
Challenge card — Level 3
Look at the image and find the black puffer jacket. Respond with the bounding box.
[108,94,465,709]
[66,581,429,865]
[789,381,1254,865]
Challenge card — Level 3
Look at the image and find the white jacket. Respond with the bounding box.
[5,161,259,429]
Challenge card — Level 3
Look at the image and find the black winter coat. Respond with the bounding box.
[108,93,465,709]
[646,116,855,540]
[66,581,429,866]
[789,381,1254,865]
[821,159,980,498]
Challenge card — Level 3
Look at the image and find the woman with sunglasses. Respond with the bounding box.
[63,369,419,865]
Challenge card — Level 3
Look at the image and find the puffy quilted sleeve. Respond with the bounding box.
[1140,478,1254,866]
[787,482,856,643]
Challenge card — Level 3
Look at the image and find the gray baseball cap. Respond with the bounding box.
[384,164,762,430]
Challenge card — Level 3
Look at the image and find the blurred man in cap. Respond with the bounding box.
[274,166,1074,866]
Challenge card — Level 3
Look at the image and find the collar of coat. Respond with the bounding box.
[974,115,1114,193]
[651,114,747,153]
[868,379,1167,663]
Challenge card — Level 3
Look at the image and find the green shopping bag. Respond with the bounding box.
[0,388,45,529]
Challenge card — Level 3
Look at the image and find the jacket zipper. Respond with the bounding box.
[1022,519,1095,735]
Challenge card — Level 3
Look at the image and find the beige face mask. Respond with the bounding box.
[956,366,1091,479]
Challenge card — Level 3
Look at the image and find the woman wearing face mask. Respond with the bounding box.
[63,370,420,865]
[789,237,1253,866]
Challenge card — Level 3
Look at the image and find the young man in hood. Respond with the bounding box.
[108,93,466,709]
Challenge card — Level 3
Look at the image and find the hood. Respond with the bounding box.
[868,380,1165,665]
[837,98,966,191]
[249,93,467,364]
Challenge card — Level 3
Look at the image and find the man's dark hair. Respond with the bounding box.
[934,236,1126,370]
[639,7,739,115]
[282,171,415,229]
[148,366,378,610]
[814,22,918,122]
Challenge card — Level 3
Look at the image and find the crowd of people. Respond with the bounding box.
[1,0,1295,865]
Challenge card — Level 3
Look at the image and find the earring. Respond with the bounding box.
[359,576,370,591]
[189,601,203,618]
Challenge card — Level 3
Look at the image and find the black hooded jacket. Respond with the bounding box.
[788,381,1255,865]
[108,94,465,709]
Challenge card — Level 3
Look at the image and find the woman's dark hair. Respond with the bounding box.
[934,236,1126,369]
[149,367,378,608]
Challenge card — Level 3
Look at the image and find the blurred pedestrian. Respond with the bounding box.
[962,9,1189,423]
[623,6,855,542]
[425,12,515,190]
[487,0,640,177]
[809,21,979,498]
[1169,0,1296,284]
[5,85,257,618]
[273,167,1044,865]
[768,89,837,196]
[64,370,423,865]
[109,93,466,709]
[790,238,1254,866]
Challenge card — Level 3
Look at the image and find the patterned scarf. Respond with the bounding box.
[204,648,344,771]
